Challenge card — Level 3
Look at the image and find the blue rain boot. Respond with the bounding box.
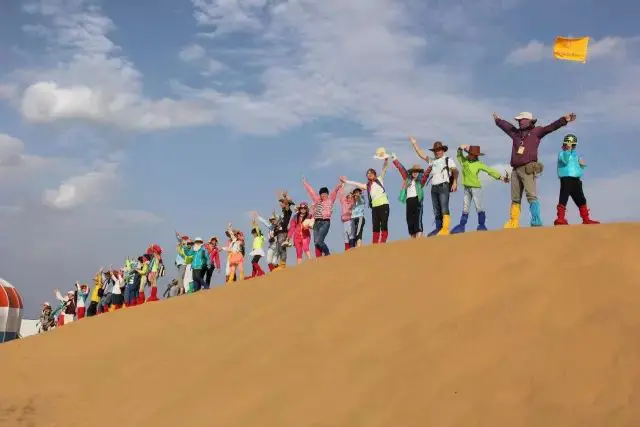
[529,200,543,227]
[477,211,488,231]
[427,217,442,237]
[451,213,468,234]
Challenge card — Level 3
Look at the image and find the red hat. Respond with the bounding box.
[181,235,190,241]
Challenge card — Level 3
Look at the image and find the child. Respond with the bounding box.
[337,184,354,250]
[350,188,366,247]
[554,134,599,225]
[341,158,391,244]
[256,211,280,271]
[391,150,431,238]
[248,217,266,278]
[287,202,313,264]
[136,255,150,304]
[302,177,340,257]
[451,145,509,233]
[224,225,245,282]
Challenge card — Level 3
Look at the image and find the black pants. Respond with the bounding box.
[204,266,214,286]
[371,204,390,232]
[192,268,207,291]
[559,177,586,207]
[405,197,423,235]
[87,301,98,317]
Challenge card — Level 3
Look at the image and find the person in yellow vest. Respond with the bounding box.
[87,267,103,317]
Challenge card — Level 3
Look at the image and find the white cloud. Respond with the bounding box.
[15,0,216,130]
[0,133,53,176]
[505,36,639,65]
[42,162,119,209]
[179,43,206,62]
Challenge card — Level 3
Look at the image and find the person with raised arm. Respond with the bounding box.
[341,156,391,244]
[287,202,313,264]
[337,183,355,250]
[409,138,458,236]
[493,111,575,228]
[302,176,341,257]
[255,211,280,271]
[247,215,267,278]
[274,191,295,270]
[390,139,432,238]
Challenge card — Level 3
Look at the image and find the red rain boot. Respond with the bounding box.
[380,231,389,243]
[147,287,159,302]
[553,204,568,226]
[344,242,350,251]
[315,247,322,257]
[267,263,274,272]
[255,264,265,276]
[579,205,600,224]
[372,232,380,244]
[137,292,145,305]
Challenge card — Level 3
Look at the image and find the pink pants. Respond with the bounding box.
[294,236,311,259]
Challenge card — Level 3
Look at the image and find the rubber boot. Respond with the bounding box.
[372,231,380,244]
[239,271,245,280]
[380,231,388,243]
[529,200,543,227]
[427,218,442,237]
[437,215,451,236]
[579,205,600,224]
[315,247,323,257]
[477,211,488,231]
[227,272,235,283]
[349,238,356,248]
[503,203,521,229]
[344,242,350,251]
[267,263,274,272]
[553,204,568,225]
[278,260,286,269]
[451,213,468,234]
[147,287,159,302]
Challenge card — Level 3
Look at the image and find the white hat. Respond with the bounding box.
[43,302,51,307]
[514,112,535,121]
[193,237,203,243]
[373,147,390,160]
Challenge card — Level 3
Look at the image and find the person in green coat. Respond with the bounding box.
[451,145,509,233]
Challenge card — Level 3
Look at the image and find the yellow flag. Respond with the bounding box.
[553,36,590,63]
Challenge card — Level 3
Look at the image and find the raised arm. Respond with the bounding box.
[329,183,340,203]
[392,156,408,180]
[410,136,430,162]
[302,178,320,202]
[379,158,390,180]
[256,214,270,228]
[492,113,517,137]
[538,113,573,138]
[341,177,366,190]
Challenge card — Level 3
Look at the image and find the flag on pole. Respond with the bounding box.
[553,36,590,63]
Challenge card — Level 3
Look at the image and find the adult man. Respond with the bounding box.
[274,191,295,269]
[493,111,576,228]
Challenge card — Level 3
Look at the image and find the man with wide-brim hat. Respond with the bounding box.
[410,138,458,236]
[390,150,431,238]
[493,110,576,228]
[274,191,295,269]
[450,144,509,234]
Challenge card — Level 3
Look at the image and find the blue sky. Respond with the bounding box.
[1,0,639,316]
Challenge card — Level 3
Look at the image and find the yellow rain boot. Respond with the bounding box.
[503,203,521,229]
[227,271,235,283]
[278,260,286,269]
[437,214,451,236]
[239,271,245,281]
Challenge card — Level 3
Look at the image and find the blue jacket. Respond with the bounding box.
[351,198,366,218]
[557,149,584,178]
[183,246,209,270]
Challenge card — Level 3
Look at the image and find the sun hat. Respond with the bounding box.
[428,141,448,152]
[373,147,390,160]
[407,164,424,173]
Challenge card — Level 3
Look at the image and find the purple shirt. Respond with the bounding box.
[495,117,568,167]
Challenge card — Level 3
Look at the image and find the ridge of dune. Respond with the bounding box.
[2,223,640,427]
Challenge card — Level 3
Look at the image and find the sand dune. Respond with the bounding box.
[2,223,640,427]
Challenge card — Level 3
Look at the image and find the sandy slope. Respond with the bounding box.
[2,223,640,427]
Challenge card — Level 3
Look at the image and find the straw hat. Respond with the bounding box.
[467,146,484,157]
[407,164,424,173]
[373,147,390,160]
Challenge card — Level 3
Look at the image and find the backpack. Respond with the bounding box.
[444,157,455,187]
[366,179,385,208]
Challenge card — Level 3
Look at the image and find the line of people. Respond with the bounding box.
[38,111,600,331]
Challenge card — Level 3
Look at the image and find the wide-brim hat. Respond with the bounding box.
[209,236,218,242]
[428,141,448,152]
[407,164,424,173]
[467,145,484,157]
[278,198,295,205]
[193,237,204,243]
[373,147,390,160]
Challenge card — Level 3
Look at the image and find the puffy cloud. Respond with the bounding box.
[42,162,119,209]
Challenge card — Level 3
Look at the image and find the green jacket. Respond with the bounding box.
[457,149,502,188]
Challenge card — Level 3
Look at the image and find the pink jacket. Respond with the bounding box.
[303,181,339,220]
[338,186,353,222]
[288,216,311,240]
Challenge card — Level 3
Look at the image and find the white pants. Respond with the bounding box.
[463,186,484,213]
[342,220,354,243]
[183,264,193,291]
[64,314,75,324]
